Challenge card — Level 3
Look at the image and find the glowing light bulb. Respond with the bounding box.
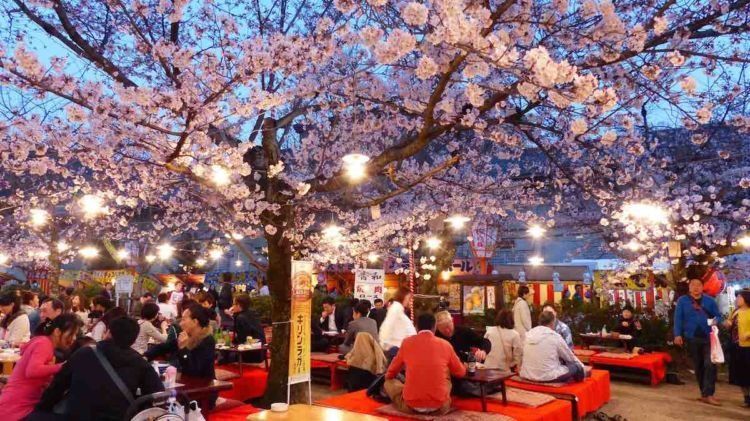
[210,165,231,186]
[115,249,129,260]
[145,254,156,263]
[446,215,470,230]
[426,237,441,249]
[367,253,380,263]
[195,258,207,267]
[441,270,452,281]
[79,246,99,259]
[527,225,546,239]
[528,255,544,266]
[56,241,70,253]
[235,259,242,267]
[30,209,49,227]
[0,253,9,266]
[79,194,107,219]
[621,202,670,225]
[738,235,750,249]
[156,243,175,260]
[209,248,223,260]
[624,239,642,251]
[342,153,370,182]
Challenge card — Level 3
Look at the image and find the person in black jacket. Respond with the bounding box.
[319,296,352,333]
[434,310,491,361]
[231,293,266,363]
[175,304,216,379]
[30,317,164,421]
[369,298,387,329]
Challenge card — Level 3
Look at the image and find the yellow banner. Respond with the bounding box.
[288,260,313,385]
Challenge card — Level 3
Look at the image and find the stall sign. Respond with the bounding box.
[288,260,313,385]
[354,269,385,302]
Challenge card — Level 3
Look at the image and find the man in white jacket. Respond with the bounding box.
[520,311,585,383]
[512,285,533,342]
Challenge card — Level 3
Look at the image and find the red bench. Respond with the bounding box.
[317,389,573,421]
[589,352,671,386]
[506,369,610,418]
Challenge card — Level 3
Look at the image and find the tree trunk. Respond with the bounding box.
[261,223,308,405]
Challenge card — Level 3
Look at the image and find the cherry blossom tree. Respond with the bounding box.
[3,0,750,403]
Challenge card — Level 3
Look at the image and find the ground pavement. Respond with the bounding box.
[309,374,749,420]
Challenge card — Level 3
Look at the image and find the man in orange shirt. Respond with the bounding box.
[385,312,466,415]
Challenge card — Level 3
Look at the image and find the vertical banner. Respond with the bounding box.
[288,260,313,385]
[354,269,385,302]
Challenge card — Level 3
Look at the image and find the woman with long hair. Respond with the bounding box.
[0,292,31,346]
[0,314,82,420]
[70,293,89,326]
[132,302,167,354]
[378,287,416,353]
[484,309,523,372]
[88,306,127,341]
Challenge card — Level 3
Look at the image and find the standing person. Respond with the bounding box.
[340,301,379,354]
[369,298,387,329]
[132,302,168,354]
[725,289,750,407]
[169,281,185,307]
[0,314,82,421]
[484,309,523,372]
[0,292,31,346]
[100,282,114,301]
[218,273,234,314]
[32,317,164,421]
[379,287,417,353]
[512,285,533,342]
[674,277,723,406]
[21,291,41,333]
[384,312,466,415]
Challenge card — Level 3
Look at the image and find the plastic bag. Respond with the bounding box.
[709,325,724,364]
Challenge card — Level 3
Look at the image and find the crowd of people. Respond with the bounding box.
[0,275,266,421]
[327,276,750,415]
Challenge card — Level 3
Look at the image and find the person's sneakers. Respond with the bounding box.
[699,396,722,406]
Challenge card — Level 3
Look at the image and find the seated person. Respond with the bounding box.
[144,299,195,365]
[614,305,642,350]
[319,296,351,333]
[520,311,586,383]
[195,291,221,330]
[311,319,329,353]
[344,331,386,392]
[484,309,523,372]
[385,312,466,415]
[340,301,379,354]
[231,293,266,363]
[435,310,491,361]
[32,317,164,421]
[176,304,216,379]
[132,302,168,355]
[369,298,387,329]
[542,304,574,349]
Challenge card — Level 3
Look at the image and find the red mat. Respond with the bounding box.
[507,369,610,416]
[590,352,670,386]
[317,390,572,421]
[211,404,259,420]
[217,365,269,401]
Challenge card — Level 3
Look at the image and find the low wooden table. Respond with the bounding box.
[459,369,513,412]
[579,333,631,350]
[216,344,269,374]
[247,404,386,420]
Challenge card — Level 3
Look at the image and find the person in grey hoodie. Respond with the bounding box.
[520,311,585,383]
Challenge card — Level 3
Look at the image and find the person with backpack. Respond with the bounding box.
[32,317,164,420]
